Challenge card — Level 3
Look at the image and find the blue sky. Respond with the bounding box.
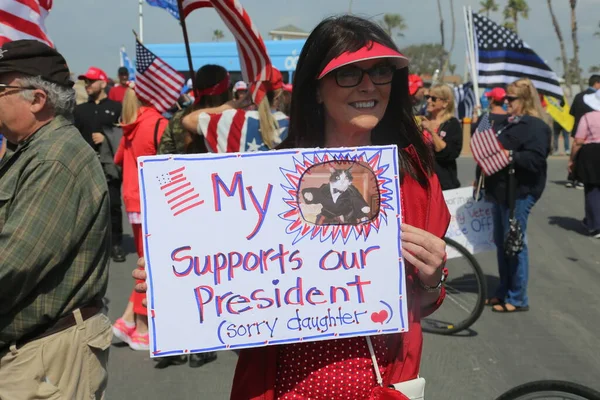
[47,0,599,79]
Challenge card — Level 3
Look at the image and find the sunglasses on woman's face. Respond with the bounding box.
[425,95,444,102]
[505,95,519,103]
[333,63,396,88]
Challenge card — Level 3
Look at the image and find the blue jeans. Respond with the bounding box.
[492,195,536,307]
[553,129,570,153]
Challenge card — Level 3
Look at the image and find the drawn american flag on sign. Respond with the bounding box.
[157,166,204,216]
[470,113,510,176]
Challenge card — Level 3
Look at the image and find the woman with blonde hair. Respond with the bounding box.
[421,83,463,190]
[482,78,551,313]
[112,88,168,349]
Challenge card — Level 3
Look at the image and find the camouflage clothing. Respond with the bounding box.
[158,107,194,155]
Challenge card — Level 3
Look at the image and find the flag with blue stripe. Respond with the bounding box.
[471,12,563,99]
[146,0,180,19]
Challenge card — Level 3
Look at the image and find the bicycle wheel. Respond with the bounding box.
[421,237,486,335]
[496,380,600,400]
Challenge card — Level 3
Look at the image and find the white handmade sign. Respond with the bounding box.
[138,146,407,357]
[443,187,496,258]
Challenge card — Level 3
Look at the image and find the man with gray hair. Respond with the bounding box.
[0,40,111,398]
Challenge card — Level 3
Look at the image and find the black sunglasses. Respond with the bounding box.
[333,64,396,88]
[0,83,36,93]
[425,95,445,102]
[505,95,519,102]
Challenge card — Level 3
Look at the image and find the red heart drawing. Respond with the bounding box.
[370,310,388,324]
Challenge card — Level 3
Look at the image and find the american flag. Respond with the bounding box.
[0,0,53,47]
[157,166,204,216]
[472,12,563,99]
[148,0,272,104]
[470,113,510,176]
[198,110,289,153]
[135,39,185,114]
[454,82,476,120]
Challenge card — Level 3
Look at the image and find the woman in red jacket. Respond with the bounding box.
[135,15,449,399]
[113,88,168,350]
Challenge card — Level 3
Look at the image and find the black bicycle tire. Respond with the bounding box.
[496,380,600,400]
[421,237,486,335]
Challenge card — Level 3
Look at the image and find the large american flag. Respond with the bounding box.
[147,0,272,104]
[472,12,563,99]
[198,110,289,153]
[135,39,185,114]
[454,82,476,120]
[470,113,510,176]
[0,0,53,47]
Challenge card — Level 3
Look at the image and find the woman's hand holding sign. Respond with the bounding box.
[401,224,446,306]
[133,258,148,307]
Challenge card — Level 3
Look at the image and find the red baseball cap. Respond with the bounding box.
[318,41,409,79]
[267,67,284,91]
[78,66,108,82]
[408,74,423,96]
[485,87,506,102]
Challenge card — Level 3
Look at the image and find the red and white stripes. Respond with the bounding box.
[0,0,54,47]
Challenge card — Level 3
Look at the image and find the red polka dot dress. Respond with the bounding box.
[274,335,389,399]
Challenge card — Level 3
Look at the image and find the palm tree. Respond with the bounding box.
[547,0,570,87]
[479,0,499,18]
[212,29,224,42]
[380,13,407,37]
[595,21,600,37]
[569,0,584,90]
[503,0,529,34]
[439,0,456,81]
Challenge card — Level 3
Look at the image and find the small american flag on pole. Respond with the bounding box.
[157,166,204,216]
[135,39,185,114]
[470,113,510,176]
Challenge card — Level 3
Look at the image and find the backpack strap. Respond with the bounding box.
[153,118,166,153]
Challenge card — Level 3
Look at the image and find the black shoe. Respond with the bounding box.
[111,245,126,263]
[154,355,188,369]
[189,352,217,368]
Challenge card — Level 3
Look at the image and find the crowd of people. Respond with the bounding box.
[0,12,599,399]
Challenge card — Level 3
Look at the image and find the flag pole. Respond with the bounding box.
[139,0,144,43]
[177,0,197,97]
[467,6,481,108]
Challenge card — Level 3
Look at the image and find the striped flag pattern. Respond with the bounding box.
[148,0,272,104]
[197,109,289,153]
[472,12,563,99]
[135,39,185,113]
[156,166,204,217]
[0,0,53,47]
[470,113,510,176]
[454,82,476,120]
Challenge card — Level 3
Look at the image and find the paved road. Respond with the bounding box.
[105,157,600,399]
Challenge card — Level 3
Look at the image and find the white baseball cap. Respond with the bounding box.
[233,81,248,92]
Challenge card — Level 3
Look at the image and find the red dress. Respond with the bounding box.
[230,145,451,400]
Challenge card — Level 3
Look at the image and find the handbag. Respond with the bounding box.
[504,161,524,257]
[366,337,426,400]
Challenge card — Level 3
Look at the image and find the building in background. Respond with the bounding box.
[146,39,306,83]
[268,25,309,41]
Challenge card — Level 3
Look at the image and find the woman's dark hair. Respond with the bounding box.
[194,64,231,108]
[285,15,433,183]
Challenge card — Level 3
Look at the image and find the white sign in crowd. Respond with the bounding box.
[139,146,408,357]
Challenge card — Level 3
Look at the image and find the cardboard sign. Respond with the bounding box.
[443,187,496,258]
[138,146,408,357]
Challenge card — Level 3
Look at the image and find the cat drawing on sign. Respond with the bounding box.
[301,166,371,225]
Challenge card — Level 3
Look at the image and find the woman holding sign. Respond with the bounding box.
[136,15,449,399]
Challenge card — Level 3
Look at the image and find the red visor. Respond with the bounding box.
[318,41,409,79]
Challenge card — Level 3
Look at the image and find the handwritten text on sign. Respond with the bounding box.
[139,146,407,357]
[443,187,496,258]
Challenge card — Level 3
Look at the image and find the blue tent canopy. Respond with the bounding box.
[146,39,306,82]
